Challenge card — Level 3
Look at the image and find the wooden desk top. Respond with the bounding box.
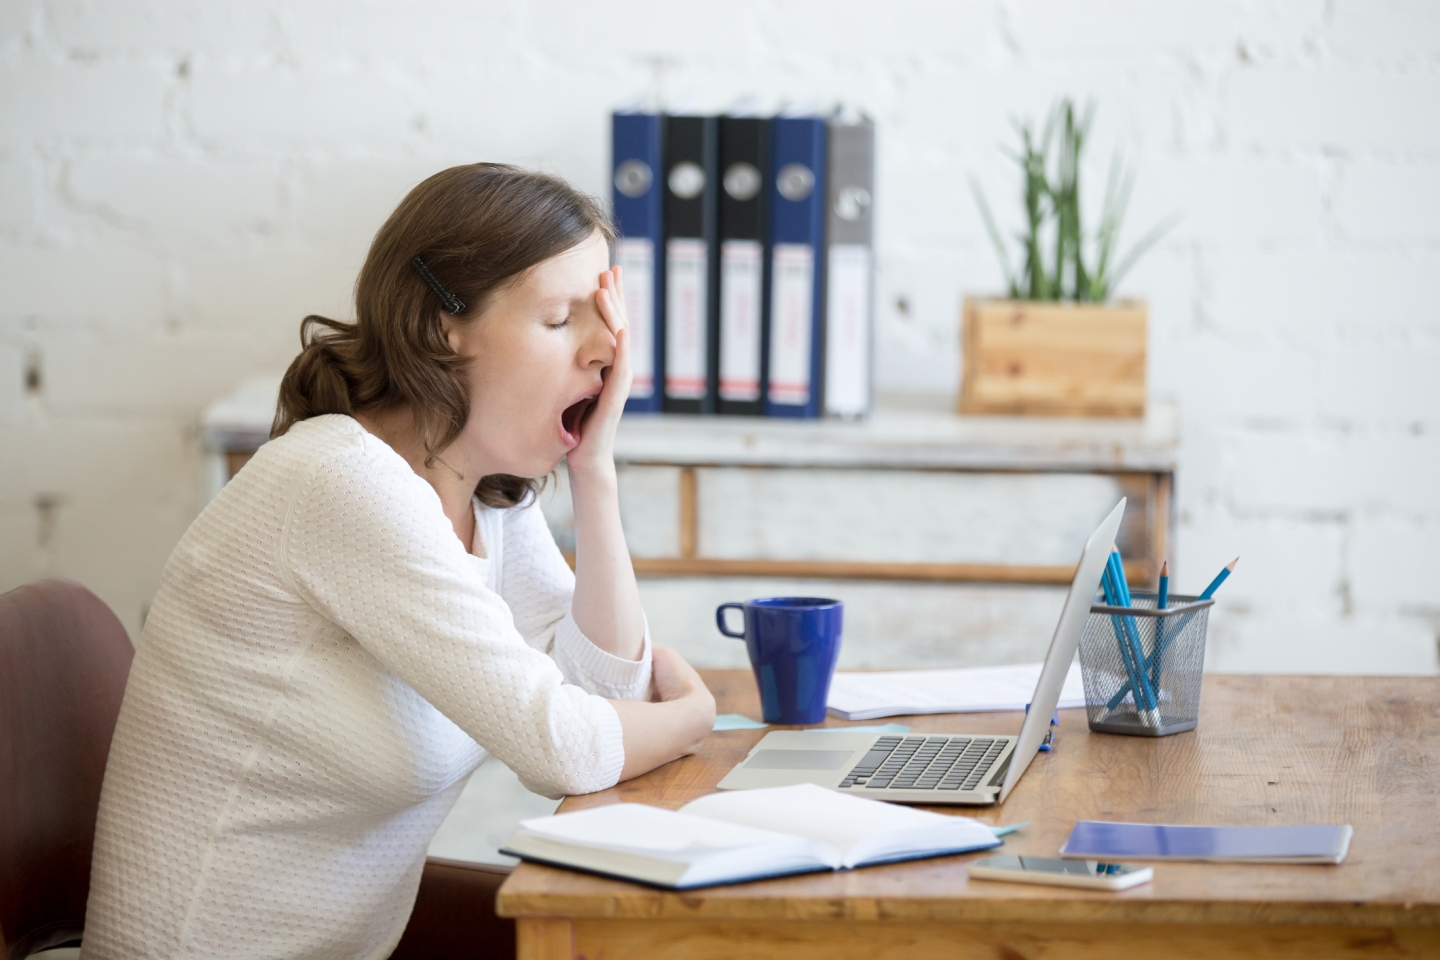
[497,671,1440,928]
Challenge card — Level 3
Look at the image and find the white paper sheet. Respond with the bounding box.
[826,662,1086,720]
[519,803,795,856]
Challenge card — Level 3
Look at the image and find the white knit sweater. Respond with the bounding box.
[82,414,651,960]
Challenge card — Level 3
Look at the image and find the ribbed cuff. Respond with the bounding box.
[554,611,653,701]
[593,697,627,790]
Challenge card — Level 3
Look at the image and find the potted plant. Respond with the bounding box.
[961,100,1176,418]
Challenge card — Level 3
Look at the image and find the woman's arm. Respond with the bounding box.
[283,443,629,799]
[498,498,651,700]
[610,646,716,779]
[564,266,645,661]
[568,267,715,774]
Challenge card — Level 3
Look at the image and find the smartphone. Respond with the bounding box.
[967,855,1153,891]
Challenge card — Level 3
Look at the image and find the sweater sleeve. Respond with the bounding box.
[279,443,625,799]
[499,498,653,702]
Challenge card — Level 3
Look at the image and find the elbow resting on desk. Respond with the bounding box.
[612,645,717,784]
[516,646,714,798]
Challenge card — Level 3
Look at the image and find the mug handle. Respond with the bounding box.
[715,603,746,639]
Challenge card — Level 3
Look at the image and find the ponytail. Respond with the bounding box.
[271,315,360,439]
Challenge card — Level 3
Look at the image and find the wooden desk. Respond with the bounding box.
[497,671,1440,959]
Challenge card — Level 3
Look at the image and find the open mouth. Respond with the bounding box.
[559,394,597,447]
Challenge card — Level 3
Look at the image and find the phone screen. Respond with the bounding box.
[972,855,1144,877]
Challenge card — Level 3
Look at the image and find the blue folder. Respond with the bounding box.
[611,111,666,413]
[764,115,827,419]
[1059,821,1353,864]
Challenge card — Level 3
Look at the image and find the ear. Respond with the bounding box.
[437,310,464,355]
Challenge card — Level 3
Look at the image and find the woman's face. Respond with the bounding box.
[443,229,615,479]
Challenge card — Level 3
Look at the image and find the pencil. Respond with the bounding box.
[1199,558,1239,600]
[1150,561,1169,690]
[1150,558,1239,683]
[1101,564,1149,714]
[1106,549,1159,720]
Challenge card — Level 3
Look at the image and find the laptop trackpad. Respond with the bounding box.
[744,749,853,771]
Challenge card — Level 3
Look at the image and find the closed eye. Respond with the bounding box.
[546,316,571,330]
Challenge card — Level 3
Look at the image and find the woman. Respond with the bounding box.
[83,164,716,959]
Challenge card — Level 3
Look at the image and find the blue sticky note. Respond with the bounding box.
[713,714,768,731]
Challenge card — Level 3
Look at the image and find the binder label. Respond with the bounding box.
[719,239,763,401]
[768,243,814,406]
[824,243,871,416]
[615,238,655,399]
[665,238,708,400]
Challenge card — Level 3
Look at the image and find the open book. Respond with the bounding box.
[500,783,1001,889]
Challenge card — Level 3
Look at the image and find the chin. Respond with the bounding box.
[496,448,567,481]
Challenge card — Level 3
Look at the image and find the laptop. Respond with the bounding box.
[715,498,1126,806]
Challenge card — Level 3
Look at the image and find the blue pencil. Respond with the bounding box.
[1108,551,1151,684]
[1199,558,1239,600]
[1103,555,1165,716]
[1148,558,1239,687]
[1150,561,1169,690]
[1104,551,1159,719]
[1101,565,1148,712]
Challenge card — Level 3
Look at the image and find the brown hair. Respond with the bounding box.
[273,163,613,507]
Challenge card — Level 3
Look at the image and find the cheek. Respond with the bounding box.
[470,337,565,432]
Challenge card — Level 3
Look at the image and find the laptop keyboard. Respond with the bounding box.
[838,736,1007,792]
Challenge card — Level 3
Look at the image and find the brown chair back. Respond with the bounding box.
[0,580,133,960]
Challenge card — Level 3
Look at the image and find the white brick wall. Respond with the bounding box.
[1,0,1436,673]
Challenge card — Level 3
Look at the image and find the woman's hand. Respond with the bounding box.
[611,646,717,781]
[566,265,646,662]
[651,645,716,716]
[565,266,631,482]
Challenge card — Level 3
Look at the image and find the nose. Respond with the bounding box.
[578,311,617,369]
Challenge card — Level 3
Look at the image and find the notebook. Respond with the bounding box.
[500,783,1001,889]
[1059,821,1354,864]
[827,662,1087,721]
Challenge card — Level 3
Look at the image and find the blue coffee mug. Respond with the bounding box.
[716,597,844,725]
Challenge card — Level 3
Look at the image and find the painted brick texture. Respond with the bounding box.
[0,0,1435,672]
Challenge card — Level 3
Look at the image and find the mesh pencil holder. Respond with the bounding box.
[1077,592,1213,737]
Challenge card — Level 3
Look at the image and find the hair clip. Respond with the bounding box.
[411,256,466,314]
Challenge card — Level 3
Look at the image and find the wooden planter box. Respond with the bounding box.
[959,297,1147,418]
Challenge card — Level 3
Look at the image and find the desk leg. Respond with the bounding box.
[516,917,573,960]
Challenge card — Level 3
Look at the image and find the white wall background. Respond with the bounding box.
[2,0,1438,673]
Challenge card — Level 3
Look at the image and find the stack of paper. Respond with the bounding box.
[826,662,1086,721]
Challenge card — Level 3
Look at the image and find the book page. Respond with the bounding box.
[827,662,1085,720]
[681,784,997,868]
[518,802,830,864]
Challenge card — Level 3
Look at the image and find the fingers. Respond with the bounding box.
[613,323,631,375]
[597,267,627,337]
[593,328,631,420]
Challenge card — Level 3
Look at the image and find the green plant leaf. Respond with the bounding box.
[1104,210,1182,299]
[969,175,1018,297]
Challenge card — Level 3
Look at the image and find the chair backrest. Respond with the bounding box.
[0,580,133,960]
